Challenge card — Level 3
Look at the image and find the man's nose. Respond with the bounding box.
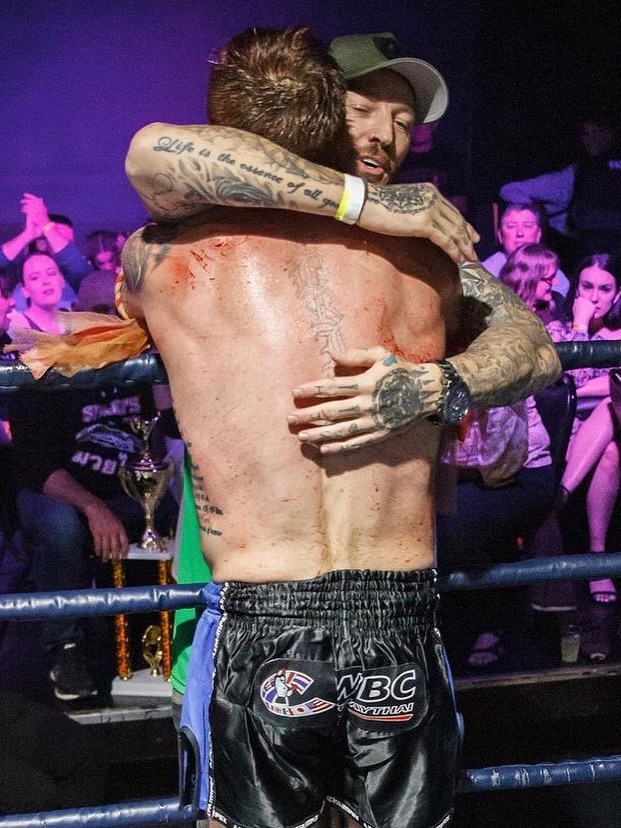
[367,114,394,146]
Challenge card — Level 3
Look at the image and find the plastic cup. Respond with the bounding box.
[560,624,581,664]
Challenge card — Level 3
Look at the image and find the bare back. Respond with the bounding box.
[123,210,460,581]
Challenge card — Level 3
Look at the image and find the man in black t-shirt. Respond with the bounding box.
[9,383,177,701]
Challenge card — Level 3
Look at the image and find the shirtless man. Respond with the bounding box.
[121,29,560,828]
[125,40,559,454]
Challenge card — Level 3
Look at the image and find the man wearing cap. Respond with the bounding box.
[119,28,559,828]
[126,32,557,451]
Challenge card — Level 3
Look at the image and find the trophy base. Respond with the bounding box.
[111,668,172,699]
[127,543,174,561]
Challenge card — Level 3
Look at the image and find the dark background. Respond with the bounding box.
[1,0,620,242]
[473,0,621,198]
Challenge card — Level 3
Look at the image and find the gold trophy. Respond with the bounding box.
[119,415,173,550]
[141,624,164,676]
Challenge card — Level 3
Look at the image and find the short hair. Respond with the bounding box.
[499,202,547,231]
[498,243,558,308]
[207,26,347,166]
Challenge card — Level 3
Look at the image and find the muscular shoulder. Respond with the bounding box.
[121,223,181,292]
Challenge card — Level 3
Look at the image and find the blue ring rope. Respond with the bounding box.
[1,341,621,824]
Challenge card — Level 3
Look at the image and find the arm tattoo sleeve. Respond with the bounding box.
[451,261,561,406]
[132,125,340,220]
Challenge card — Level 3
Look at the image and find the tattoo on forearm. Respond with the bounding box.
[453,261,561,405]
[141,127,340,218]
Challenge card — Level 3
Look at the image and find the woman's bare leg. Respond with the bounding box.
[586,440,620,602]
[562,398,615,493]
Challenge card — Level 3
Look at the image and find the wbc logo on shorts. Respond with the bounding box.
[259,667,335,717]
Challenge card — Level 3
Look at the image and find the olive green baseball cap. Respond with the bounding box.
[329,32,448,124]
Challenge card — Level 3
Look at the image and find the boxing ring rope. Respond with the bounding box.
[2,339,621,826]
[0,339,616,396]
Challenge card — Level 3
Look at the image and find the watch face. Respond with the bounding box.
[445,382,470,424]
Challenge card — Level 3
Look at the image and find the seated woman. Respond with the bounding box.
[8,252,68,335]
[436,393,555,667]
[498,244,578,614]
[548,253,621,603]
[498,241,562,324]
[437,244,563,668]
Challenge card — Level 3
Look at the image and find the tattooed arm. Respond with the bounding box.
[125,123,478,263]
[449,261,561,403]
[288,262,561,453]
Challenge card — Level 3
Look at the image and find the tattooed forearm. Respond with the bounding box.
[126,123,341,221]
[451,261,562,406]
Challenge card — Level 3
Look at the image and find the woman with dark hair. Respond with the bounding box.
[548,252,621,604]
[85,230,123,275]
[8,252,67,335]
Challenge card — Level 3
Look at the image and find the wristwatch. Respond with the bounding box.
[428,359,471,425]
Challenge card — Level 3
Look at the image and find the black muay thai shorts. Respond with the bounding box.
[180,569,461,828]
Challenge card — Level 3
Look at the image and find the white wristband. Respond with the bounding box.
[335,174,367,225]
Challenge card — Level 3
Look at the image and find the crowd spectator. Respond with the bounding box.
[85,230,124,275]
[551,253,621,605]
[8,277,178,701]
[482,202,570,297]
[499,246,578,614]
[438,241,583,667]
[7,253,67,335]
[498,242,562,324]
[0,194,90,311]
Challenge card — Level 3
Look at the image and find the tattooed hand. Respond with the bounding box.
[287,347,441,454]
[362,182,479,264]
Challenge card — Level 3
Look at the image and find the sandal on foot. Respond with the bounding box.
[467,632,502,668]
[580,626,611,662]
[589,578,617,604]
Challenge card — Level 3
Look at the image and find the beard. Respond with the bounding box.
[353,144,397,184]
